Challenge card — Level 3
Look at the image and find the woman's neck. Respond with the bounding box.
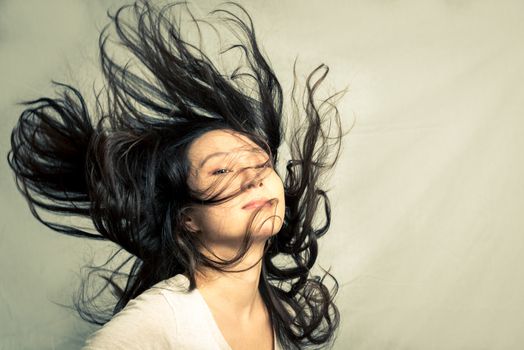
[191,241,267,323]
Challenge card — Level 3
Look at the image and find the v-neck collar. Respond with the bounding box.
[173,273,279,350]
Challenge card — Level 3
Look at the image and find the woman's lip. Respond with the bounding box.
[242,198,270,209]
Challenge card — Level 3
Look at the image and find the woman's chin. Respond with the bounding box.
[250,217,282,238]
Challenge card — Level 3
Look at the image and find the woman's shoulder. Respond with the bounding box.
[81,274,191,350]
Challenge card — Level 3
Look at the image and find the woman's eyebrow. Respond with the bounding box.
[198,147,262,169]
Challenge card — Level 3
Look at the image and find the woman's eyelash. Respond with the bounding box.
[212,168,230,175]
[211,161,272,176]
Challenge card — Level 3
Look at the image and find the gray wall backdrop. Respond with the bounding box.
[1,0,523,349]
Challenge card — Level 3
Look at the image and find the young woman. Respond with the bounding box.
[7,1,349,349]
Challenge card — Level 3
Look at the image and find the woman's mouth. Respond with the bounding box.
[242,198,271,210]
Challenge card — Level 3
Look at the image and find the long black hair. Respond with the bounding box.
[7,1,351,348]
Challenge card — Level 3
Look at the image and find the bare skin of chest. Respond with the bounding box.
[210,302,275,350]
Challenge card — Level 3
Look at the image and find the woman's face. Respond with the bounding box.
[184,129,285,254]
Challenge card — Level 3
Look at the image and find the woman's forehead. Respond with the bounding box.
[189,130,261,159]
[187,129,266,181]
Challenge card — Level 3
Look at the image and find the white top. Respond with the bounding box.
[81,274,281,350]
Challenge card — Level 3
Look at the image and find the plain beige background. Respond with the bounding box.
[1,0,523,349]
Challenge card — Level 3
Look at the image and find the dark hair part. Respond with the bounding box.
[6,1,351,348]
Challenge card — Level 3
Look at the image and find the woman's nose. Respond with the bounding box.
[246,179,263,189]
[242,167,265,190]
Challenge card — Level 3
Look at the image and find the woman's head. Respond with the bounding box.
[182,128,285,262]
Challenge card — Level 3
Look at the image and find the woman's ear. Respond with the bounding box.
[182,210,200,233]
